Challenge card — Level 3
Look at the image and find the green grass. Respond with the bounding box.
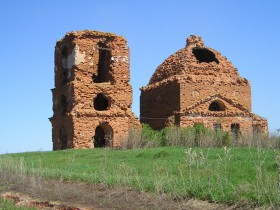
[0,147,279,205]
[0,197,34,210]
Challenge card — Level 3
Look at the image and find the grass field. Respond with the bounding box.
[0,147,279,206]
[0,197,35,210]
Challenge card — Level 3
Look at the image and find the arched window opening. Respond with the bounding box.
[59,127,68,150]
[209,101,225,111]
[94,123,113,148]
[192,48,219,64]
[94,93,109,111]
[93,42,111,83]
[60,95,67,115]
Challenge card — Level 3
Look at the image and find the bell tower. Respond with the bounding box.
[50,30,139,150]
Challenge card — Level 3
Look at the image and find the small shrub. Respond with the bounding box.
[141,124,157,140]
[0,197,35,210]
[193,123,216,147]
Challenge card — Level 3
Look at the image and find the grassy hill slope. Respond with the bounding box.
[0,147,279,206]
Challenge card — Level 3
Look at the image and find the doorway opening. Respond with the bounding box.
[231,123,240,140]
[94,123,113,148]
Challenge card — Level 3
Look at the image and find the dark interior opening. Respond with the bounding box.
[209,101,225,111]
[94,126,106,147]
[59,127,68,150]
[94,93,109,111]
[60,95,67,115]
[93,42,111,83]
[62,68,68,84]
[94,124,113,147]
[61,46,69,85]
[192,48,219,64]
[62,46,68,58]
[213,123,222,132]
[231,123,240,140]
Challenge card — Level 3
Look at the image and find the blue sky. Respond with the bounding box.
[0,1,279,153]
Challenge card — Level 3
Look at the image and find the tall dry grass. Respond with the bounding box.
[0,124,279,207]
[0,147,279,207]
[121,124,280,149]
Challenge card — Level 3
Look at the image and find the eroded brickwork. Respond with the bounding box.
[140,35,267,135]
[50,30,140,150]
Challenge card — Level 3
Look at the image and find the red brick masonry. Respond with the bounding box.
[50,31,267,150]
[50,31,140,150]
[140,35,267,134]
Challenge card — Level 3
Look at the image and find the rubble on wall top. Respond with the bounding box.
[69,30,117,37]
[186,35,204,47]
[143,35,242,86]
[57,30,125,42]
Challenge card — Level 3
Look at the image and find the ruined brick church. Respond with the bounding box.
[140,35,267,135]
[50,30,267,150]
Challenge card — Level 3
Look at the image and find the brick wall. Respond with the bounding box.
[50,31,140,150]
[140,35,267,134]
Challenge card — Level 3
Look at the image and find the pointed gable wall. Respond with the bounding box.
[183,95,251,116]
[179,79,251,112]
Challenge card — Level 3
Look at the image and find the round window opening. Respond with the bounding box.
[94,93,109,111]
